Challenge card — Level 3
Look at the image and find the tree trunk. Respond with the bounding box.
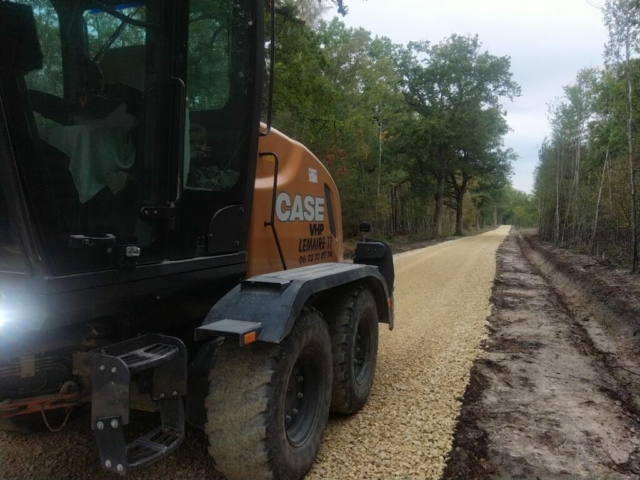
[455,190,464,236]
[538,186,545,238]
[377,107,383,196]
[590,147,609,255]
[433,190,443,237]
[554,142,562,243]
[389,186,396,236]
[449,170,468,237]
[492,202,498,226]
[625,36,638,272]
[433,167,446,237]
[574,135,582,244]
[608,147,614,246]
[561,146,574,247]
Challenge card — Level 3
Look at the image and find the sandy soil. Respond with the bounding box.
[0,227,510,480]
[443,230,640,479]
[520,231,640,415]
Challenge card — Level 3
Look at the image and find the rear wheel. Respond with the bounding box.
[328,285,379,414]
[205,308,332,480]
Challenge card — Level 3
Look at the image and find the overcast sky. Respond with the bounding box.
[329,0,608,193]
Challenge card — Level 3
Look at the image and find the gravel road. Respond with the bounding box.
[308,227,509,480]
[0,227,509,480]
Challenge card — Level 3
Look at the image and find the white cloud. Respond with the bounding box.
[329,0,608,192]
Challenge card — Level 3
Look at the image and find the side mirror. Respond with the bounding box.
[0,3,43,74]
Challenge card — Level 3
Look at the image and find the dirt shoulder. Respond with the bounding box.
[520,231,640,400]
[344,227,498,258]
[443,230,640,479]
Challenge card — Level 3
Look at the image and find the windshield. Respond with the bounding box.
[2,0,168,275]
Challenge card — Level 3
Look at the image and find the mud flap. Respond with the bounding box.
[354,239,395,329]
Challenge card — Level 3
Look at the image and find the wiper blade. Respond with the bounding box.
[92,4,143,63]
[88,1,157,29]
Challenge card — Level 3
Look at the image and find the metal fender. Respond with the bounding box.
[195,262,393,344]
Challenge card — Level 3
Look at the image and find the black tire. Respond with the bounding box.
[205,308,332,480]
[328,285,379,414]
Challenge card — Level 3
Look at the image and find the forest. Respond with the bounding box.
[269,0,536,238]
[535,0,640,271]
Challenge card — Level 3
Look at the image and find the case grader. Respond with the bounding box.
[0,1,394,478]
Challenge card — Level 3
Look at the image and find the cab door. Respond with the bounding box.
[169,0,262,262]
[1,0,174,276]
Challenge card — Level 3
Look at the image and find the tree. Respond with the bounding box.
[278,0,349,27]
[397,35,520,236]
[603,0,640,271]
[535,40,640,268]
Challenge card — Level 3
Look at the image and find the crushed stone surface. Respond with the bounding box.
[0,227,509,480]
[308,227,509,480]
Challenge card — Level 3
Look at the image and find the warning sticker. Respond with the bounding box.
[308,168,318,183]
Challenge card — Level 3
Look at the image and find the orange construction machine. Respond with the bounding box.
[0,1,394,478]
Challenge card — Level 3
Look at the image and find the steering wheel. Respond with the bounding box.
[29,90,75,126]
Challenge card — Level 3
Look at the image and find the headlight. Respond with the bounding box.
[0,295,35,333]
[0,302,16,331]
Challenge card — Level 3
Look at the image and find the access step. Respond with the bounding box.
[118,343,179,373]
[91,334,187,475]
[127,426,183,466]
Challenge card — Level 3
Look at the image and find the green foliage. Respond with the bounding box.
[535,0,640,269]
[392,35,520,235]
[186,0,232,110]
[500,187,537,227]
[24,0,63,97]
[272,22,521,237]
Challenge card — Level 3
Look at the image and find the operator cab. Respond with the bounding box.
[0,0,261,283]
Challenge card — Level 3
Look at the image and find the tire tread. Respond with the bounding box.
[328,285,378,414]
[205,307,331,480]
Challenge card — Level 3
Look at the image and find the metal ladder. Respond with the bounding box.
[90,334,187,475]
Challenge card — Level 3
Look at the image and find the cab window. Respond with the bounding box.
[4,0,167,275]
[24,1,62,98]
[184,0,237,192]
[171,0,258,259]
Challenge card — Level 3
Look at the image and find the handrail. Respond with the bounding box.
[259,152,286,270]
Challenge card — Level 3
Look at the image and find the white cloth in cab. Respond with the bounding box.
[41,104,136,203]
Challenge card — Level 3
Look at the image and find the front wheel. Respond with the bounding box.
[205,308,332,480]
[328,285,379,414]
